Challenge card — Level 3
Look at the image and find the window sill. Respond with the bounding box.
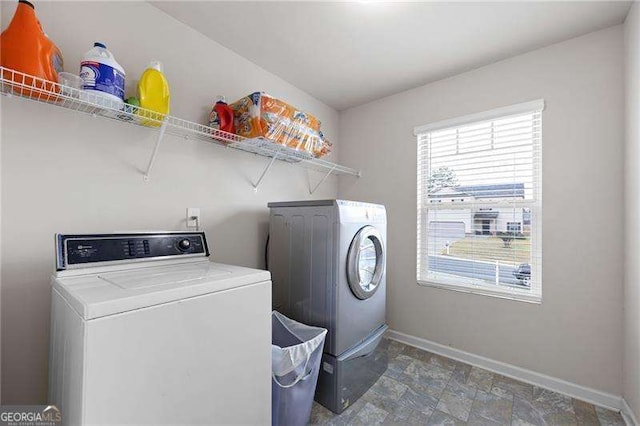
[417,280,542,304]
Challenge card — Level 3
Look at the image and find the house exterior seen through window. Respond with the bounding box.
[415,100,543,302]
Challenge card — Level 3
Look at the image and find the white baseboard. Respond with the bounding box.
[622,398,639,426]
[386,329,623,413]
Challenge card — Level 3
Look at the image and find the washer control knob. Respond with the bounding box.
[177,239,191,251]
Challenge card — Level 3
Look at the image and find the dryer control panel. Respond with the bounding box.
[56,232,209,271]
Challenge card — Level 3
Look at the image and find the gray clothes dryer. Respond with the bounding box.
[268,199,388,413]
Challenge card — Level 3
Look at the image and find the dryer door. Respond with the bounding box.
[347,226,385,300]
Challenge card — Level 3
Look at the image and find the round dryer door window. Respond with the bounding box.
[347,226,385,300]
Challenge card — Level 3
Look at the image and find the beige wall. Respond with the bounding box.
[0,2,341,404]
[338,26,624,395]
[624,3,640,420]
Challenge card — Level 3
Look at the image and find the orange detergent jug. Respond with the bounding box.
[209,96,235,135]
[0,0,63,94]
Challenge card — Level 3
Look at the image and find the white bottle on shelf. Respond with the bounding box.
[79,42,125,109]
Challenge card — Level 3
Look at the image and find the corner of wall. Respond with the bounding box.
[624,2,640,423]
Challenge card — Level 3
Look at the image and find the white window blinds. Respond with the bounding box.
[416,100,543,302]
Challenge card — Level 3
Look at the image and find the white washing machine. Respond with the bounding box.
[268,200,388,414]
[49,232,271,425]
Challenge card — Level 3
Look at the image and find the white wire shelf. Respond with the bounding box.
[0,67,360,189]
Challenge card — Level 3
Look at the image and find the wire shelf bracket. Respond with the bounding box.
[253,152,280,191]
[309,165,337,195]
[143,120,169,182]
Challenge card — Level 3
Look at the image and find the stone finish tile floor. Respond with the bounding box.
[309,339,625,426]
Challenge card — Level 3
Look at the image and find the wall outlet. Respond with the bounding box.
[187,208,200,229]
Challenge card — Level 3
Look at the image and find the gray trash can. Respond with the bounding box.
[272,311,327,426]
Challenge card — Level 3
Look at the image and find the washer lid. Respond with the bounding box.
[98,262,231,289]
[53,261,270,320]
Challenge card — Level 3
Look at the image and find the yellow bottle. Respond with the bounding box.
[137,60,170,127]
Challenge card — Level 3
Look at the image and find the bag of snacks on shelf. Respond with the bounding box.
[230,92,331,158]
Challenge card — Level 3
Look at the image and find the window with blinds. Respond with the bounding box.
[415,100,543,302]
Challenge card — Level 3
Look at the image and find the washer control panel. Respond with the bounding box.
[56,232,209,270]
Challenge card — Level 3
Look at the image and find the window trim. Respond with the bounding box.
[413,99,545,135]
[415,100,544,304]
[417,278,543,304]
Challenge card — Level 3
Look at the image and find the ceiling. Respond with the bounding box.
[152,1,631,111]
